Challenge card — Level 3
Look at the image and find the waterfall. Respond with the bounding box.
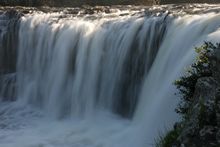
[1,5,220,147]
[16,12,167,119]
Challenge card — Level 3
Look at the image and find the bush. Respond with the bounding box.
[174,42,217,116]
[155,42,219,147]
[156,127,182,147]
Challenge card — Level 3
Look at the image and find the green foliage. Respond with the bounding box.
[156,42,220,147]
[174,42,216,115]
[156,127,182,147]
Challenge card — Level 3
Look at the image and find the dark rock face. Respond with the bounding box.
[172,46,220,147]
[193,77,218,103]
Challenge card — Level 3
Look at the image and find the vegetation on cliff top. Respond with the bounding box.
[175,42,213,116]
[157,42,220,147]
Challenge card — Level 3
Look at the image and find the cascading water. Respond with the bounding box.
[1,4,220,147]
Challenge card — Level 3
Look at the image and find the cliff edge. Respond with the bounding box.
[159,43,220,147]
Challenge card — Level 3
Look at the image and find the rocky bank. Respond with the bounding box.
[161,44,220,147]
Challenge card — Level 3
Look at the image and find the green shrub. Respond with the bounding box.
[174,42,218,116]
[155,42,220,147]
[156,126,182,147]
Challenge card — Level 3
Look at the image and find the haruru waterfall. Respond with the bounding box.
[1,4,220,147]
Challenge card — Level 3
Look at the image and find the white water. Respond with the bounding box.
[1,6,220,147]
